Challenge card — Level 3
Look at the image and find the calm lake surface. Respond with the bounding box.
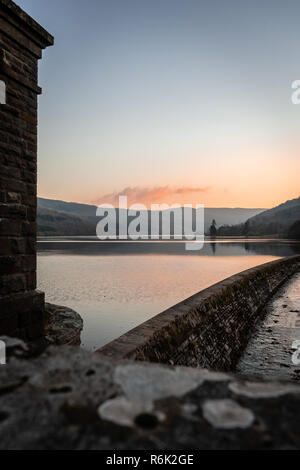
[37,238,300,351]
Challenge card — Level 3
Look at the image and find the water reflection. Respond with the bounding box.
[210,242,216,255]
[38,238,300,258]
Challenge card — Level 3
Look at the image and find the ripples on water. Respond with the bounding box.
[37,239,300,351]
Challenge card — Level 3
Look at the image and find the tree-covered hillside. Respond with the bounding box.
[217,197,300,237]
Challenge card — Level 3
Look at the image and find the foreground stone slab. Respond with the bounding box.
[0,344,300,450]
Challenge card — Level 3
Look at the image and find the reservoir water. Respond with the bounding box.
[37,238,300,351]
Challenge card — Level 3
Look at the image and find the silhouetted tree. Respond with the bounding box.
[242,220,250,237]
[288,220,300,240]
[209,219,217,238]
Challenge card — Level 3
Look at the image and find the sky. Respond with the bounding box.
[16,0,300,208]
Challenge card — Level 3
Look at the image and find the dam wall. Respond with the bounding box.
[98,255,300,371]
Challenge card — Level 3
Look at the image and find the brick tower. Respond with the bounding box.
[0,0,53,340]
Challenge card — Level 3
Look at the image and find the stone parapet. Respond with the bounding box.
[98,256,300,371]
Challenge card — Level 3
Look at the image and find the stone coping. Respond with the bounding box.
[0,0,54,48]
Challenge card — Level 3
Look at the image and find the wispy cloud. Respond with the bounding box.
[92,185,211,207]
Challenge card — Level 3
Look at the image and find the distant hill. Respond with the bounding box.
[247,197,300,227]
[37,208,96,236]
[218,197,300,237]
[37,197,264,236]
[38,198,100,235]
[38,198,97,217]
[204,208,264,230]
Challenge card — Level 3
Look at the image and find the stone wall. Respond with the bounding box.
[99,256,300,371]
[0,0,53,340]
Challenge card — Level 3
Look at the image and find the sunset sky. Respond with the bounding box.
[17,0,300,208]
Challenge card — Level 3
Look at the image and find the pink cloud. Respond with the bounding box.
[92,185,211,207]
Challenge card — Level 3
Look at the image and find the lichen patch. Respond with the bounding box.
[202,399,254,429]
[229,381,300,398]
[114,364,228,402]
[98,397,154,427]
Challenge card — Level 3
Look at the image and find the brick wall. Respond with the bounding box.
[0,0,53,340]
[98,256,300,371]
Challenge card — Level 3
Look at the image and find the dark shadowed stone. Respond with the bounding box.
[0,335,29,359]
[44,303,83,346]
[0,345,300,450]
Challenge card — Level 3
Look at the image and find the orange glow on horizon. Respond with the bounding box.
[38,144,300,209]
